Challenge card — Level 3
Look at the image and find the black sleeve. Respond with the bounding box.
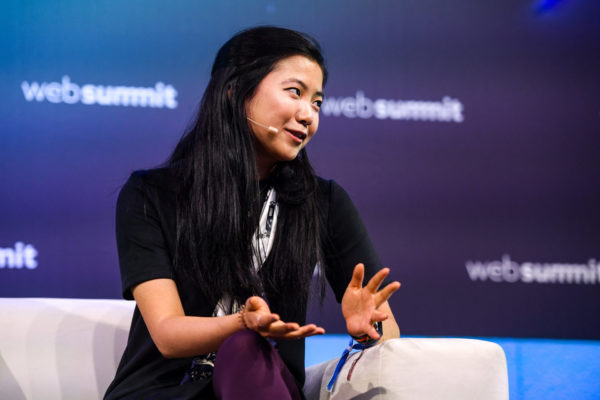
[116,172,174,300]
[321,179,385,303]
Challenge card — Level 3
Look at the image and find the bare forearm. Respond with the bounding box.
[134,280,324,358]
[133,279,245,358]
[381,310,400,340]
[152,313,243,358]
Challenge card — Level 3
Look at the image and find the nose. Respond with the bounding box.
[296,100,314,128]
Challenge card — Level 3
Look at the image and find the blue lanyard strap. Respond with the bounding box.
[326,337,380,392]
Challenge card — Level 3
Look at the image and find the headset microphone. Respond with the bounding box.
[247,117,278,134]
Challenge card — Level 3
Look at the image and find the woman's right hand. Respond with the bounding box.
[132,279,325,358]
[242,296,325,340]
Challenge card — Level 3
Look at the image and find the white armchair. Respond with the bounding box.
[0,298,508,400]
[304,337,509,399]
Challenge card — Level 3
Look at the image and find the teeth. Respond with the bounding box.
[288,130,305,140]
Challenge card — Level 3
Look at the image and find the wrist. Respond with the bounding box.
[238,306,249,330]
[350,321,383,345]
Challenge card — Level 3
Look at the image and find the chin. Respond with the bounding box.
[274,148,303,162]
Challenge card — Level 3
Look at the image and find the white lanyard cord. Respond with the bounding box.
[214,187,279,316]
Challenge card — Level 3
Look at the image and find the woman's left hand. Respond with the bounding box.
[341,263,401,340]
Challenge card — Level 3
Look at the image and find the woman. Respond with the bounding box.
[104,26,400,400]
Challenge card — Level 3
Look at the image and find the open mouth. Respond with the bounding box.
[285,129,307,143]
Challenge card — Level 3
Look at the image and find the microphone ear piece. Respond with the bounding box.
[247,117,278,134]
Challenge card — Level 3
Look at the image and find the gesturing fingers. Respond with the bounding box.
[282,324,325,340]
[246,296,268,312]
[349,263,365,289]
[265,322,325,340]
[365,267,390,293]
[246,312,277,332]
[242,295,325,340]
[365,324,382,340]
[265,320,297,336]
[374,281,401,307]
[371,309,388,322]
[243,296,281,332]
[362,266,401,307]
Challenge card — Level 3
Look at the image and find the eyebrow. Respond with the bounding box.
[281,78,325,98]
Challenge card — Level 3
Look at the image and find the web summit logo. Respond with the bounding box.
[321,91,464,123]
[0,242,38,270]
[21,75,177,109]
[466,255,600,285]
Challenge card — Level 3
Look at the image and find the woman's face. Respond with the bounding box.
[246,55,324,178]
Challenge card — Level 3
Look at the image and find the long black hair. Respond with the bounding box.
[167,26,328,320]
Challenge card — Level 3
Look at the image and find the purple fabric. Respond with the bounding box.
[213,330,302,400]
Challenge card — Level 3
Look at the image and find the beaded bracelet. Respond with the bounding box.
[238,306,249,330]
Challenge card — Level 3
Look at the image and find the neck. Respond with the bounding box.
[256,158,276,180]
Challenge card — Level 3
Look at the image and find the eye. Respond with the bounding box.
[313,99,322,109]
[286,87,301,96]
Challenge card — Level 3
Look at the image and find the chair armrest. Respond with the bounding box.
[304,337,508,400]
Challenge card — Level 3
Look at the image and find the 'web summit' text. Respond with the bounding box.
[466,255,600,285]
[0,242,38,270]
[321,91,464,123]
[21,76,178,109]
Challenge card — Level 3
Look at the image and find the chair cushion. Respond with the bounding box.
[304,337,508,400]
[0,298,134,400]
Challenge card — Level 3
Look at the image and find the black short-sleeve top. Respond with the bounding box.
[104,168,384,400]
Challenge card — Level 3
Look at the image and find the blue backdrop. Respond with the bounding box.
[1,0,599,341]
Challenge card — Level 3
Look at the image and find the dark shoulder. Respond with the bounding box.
[316,176,352,207]
[316,176,332,206]
[316,176,331,193]
[117,167,177,215]
[315,176,356,229]
[128,167,176,192]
